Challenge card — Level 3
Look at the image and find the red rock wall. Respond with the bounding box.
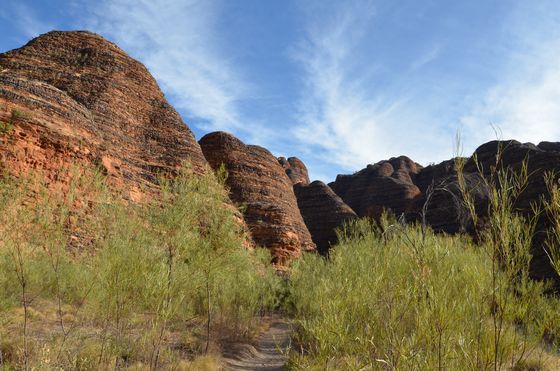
[199,131,316,263]
[0,75,100,181]
[0,31,207,200]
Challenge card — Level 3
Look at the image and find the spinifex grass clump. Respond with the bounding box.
[0,164,281,370]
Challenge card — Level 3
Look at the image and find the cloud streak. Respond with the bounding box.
[293,0,560,181]
[461,2,560,149]
[84,0,249,133]
[5,0,560,183]
[291,1,450,179]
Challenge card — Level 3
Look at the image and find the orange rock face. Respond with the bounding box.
[0,31,207,199]
[199,131,316,263]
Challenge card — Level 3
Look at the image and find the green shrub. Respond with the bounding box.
[543,171,560,278]
[0,120,14,135]
[289,220,492,369]
[0,163,281,369]
[10,108,32,121]
[287,218,560,370]
[287,153,560,370]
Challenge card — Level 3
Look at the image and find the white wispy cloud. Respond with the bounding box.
[3,0,289,169]
[84,0,249,133]
[293,0,560,181]
[461,58,560,147]
[460,1,560,150]
[410,44,441,71]
[7,0,560,184]
[292,1,450,179]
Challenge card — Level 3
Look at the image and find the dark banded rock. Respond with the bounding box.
[464,140,560,283]
[199,131,316,264]
[278,156,310,185]
[0,31,207,201]
[329,156,422,219]
[294,180,357,255]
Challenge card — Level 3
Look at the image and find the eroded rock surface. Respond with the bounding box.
[278,156,310,185]
[329,156,422,219]
[294,181,357,254]
[199,131,316,263]
[464,140,560,282]
[0,31,207,200]
[3,32,560,280]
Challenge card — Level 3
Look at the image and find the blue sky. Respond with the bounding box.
[2,0,560,181]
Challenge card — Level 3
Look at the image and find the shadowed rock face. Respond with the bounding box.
[407,140,560,283]
[537,141,560,152]
[278,156,310,185]
[0,31,207,200]
[294,181,357,255]
[413,159,459,194]
[327,144,560,284]
[406,158,487,234]
[329,156,422,219]
[199,131,316,263]
[464,140,560,282]
[414,171,489,235]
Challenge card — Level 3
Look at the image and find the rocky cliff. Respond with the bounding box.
[276,155,357,255]
[199,131,316,263]
[0,31,207,201]
[294,181,357,254]
[464,140,560,281]
[278,156,310,185]
[327,144,560,282]
[329,156,422,219]
[0,31,326,265]
[2,31,560,278]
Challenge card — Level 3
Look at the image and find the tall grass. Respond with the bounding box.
[287,157,560,370]
[544,172,560,278]
[0,164,281,369]
[2,151,560,370]
[288,218,559,370]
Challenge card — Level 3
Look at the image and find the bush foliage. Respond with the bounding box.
[2,155,560,370]
[287,162,560,370]
[0,164,281,369]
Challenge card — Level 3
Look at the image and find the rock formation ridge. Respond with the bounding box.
[199,131,316,263]
[0,30,207,201]
[2,31,560,281]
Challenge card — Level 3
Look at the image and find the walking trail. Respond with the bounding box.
[221,319,292,371]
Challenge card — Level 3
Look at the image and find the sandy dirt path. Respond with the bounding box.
[221,320,292,370]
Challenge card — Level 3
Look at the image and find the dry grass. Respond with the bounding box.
[0,164,282,370]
